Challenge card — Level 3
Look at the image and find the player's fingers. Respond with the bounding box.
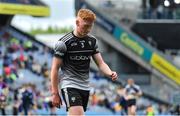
[55,102,61,108]
[112,77,117,81]
[53,102,60,108]
[52,99,60,106]
[112,72,116,76]
[111,72,117,76]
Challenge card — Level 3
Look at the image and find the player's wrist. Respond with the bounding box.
[51,92,59,96]
[106,72,112,77]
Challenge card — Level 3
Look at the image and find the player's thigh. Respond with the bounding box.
[130,105,137,113]
[80,89,90,111]
[69,106,84,115]
[61,88,83,111]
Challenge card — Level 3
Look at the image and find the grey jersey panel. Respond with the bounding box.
[54,41,67,58]
[54,32,99,90]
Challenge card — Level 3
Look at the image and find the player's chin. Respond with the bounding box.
[82,32,88,36]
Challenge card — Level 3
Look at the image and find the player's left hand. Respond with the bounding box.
[111,71,118,81]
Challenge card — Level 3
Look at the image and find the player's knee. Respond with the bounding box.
[69,106,84,115]
[131,106,136,115]
[131,110,136,115]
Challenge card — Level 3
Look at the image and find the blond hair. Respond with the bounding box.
[77,9,96,21]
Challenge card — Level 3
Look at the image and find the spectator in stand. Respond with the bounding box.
[146,104,155,116]
[21,85,34,115]
[0,51,3,76]
[26,54,34,70]
[0,76,9,115]
[41,62,49,78]
[13,88,21,115]
[32,60,41,76]
[4,66,11,77]
[3,54,11,67]
[23,40,33,52]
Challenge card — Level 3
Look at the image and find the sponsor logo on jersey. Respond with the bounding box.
[80,40,85,48]
[71,42,77,46]
[88,41,92,46]
[71,97,76,102]
[70,55,90,60]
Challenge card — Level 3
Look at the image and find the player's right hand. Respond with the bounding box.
[111,71,118,81]
[52,93,62,108]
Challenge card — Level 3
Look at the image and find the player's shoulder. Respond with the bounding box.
[87,34,97,40]
[58,32,73,43]
[134,84,140,89]
[87,34,98,44]
[54,32,71,51]
[125,84,130,89]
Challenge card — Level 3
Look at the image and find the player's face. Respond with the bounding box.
[77,18,94,37]
[128,79,134,85]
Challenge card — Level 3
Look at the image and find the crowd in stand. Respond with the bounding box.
[142,5,176,19]
[141,0,180,19]
[0,28,53,115]
[0,26,180,115]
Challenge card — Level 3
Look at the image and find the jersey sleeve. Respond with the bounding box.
[54,41,67,59]
[124,85,129,91]
[92,39,100,55]
[135,85,142,93]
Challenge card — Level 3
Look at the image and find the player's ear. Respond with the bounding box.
[76,19,79,27]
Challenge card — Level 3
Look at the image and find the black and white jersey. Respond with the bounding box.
[54,32,99,90]
[125,84,141,99]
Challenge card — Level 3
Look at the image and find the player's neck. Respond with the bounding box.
[73,30,85,38]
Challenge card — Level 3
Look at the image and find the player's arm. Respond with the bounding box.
[50,56,63,107]
[124,85,130,100]
[92,53,118,81]
[50,57,62,94]
[51,40,66,94]
[50,40,66,107]
[133,86,142,97]
[136,88,142,97]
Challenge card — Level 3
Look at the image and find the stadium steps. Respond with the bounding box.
[14,69,45,90]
